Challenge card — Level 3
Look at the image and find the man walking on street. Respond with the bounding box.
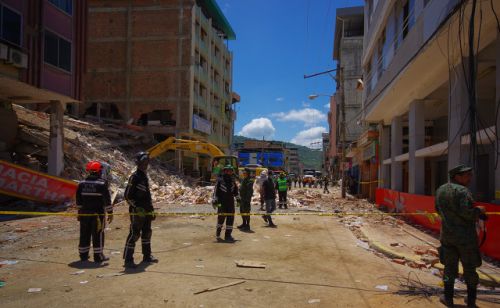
[262,172,278,227]
[277,172,288,209]
[76,161,113,263]
[435,165,487,307]
[123,152,158,268]
[255,170,267,211]
[213,165,239,242]
[323,176,330,194]
[237,168,254,232]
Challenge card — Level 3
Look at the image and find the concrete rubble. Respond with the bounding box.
[3,105,215,207]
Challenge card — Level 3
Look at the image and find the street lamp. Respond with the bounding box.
[308,94,333,100]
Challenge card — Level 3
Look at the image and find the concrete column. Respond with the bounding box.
[495,34,500,202]
[391,116,403,191]
[409,100,425,194]
[176,150,183,172]
[378,123,391,188]
[48,101,64,176]
[193,155,200,172]
[448,60,470,170]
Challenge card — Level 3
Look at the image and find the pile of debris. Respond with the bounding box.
[5,105,211,207]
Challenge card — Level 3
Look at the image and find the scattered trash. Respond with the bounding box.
[97,273,124,278]
[263,236,271,239]
[28,288,42,293]
[235,260,266,269]
[0,281,5,288]
[194,280,246,295]
[110,251,121,255]
[375,285,389,291]
[70,270,85,275]
[80,281,89,284]
[183,242,192,246]
[195,265,205,269]
[308,299,321,304]
[0,260,18,265]
[356,240,370,251]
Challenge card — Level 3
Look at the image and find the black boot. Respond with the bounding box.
[464,285,477,308]
[439,283,454,307]
[124,259,138,268]
[94,254,109,263]
[143,255,159,263]
[267,216,277,228]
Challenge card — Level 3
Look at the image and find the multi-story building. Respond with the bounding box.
[331,6,364,189]
[362,0,499,201]
[288,147,300,175]
[0,0,87,175]
[235,140,290,173]
[321,132,330,175]
[84,0,237,173]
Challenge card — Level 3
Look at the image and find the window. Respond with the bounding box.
[0,5,22,46]
[48,0,73,15]
[403,0,415,39]
[44,31,71,72]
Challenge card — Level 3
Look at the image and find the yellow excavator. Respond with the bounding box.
[147,137,239,182]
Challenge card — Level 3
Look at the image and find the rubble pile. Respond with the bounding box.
[7,105,211,206]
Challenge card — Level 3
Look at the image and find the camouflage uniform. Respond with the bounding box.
[435,165,482,307]
[238,177,254,230]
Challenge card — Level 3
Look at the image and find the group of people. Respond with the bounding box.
[76,152,487,307]
[76,152,158,269]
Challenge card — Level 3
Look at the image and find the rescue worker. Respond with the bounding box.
[323,176,330,194]
[237,168,254,232]
[287,175,292,191]
[435,165,487,307]
[213,165,240,242]
[276,172,288,209]
[76,161,113,263]
[123,152,158,268]
[255,170,267,211]
[262,172,277,227]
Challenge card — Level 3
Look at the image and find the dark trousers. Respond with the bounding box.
[79,214,105,260]
[441,243,481,287]
[240,201,251,227]
[278,191,287,208]
[124,210,153,261]
[216,203,235,237]
[264,199,276,225]
[323,185,330,193]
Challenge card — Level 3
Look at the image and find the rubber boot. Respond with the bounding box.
[439,283,454,307]
[464,285,477,308]
[267,216,277,228]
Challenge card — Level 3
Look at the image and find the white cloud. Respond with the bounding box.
[238,118,275,139]
[324,103,330,109]
[302,101,311,108]
[272,108,327,127]
[290,127,327,148]
[275,97,285,102]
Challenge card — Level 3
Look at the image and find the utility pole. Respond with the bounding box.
[339,68,347,198]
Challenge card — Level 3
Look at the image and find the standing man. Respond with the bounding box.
[123,152,158,268]
[276,172,288,209]
[237,168,254,232]
[435,165,487,307]
[323,176,330,194]
[262,172,278,227]
[76,161,113,263]
[213,165,239,242]
[255,170,267,211]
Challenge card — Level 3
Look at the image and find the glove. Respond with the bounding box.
[212,203,221,210]
[107,213,113,224]
[236,196,241,203]
[236,201,241,208]
[151,211,157,221]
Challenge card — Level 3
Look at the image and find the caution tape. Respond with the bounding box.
[0,210,498,217]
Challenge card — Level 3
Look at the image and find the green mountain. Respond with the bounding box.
[232,135,323,170]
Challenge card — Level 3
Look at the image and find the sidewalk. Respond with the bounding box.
[355,216,500,287]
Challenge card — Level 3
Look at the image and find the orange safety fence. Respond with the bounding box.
[375,188,500,261]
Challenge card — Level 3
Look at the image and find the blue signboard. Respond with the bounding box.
[238,151,284,167]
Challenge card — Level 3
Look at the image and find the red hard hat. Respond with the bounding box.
[86,161,102,173]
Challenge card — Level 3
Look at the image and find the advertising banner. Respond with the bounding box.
[0,160,77,203]
[193,115,212,134]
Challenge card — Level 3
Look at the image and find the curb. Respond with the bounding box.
[359,228,499,287]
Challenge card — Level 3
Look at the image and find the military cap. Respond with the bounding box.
[448,164,472,177]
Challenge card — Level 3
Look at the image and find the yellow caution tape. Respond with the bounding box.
[0,211,498,217]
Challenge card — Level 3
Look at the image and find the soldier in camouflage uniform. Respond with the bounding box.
[237,168,254,232]
[435,165,486,307]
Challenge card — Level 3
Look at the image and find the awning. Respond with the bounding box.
[0,76,80,104]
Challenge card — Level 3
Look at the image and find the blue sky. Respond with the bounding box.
[217,0,363,148]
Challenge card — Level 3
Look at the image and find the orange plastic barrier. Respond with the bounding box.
[0,160,77,204]
[375,188,500,261]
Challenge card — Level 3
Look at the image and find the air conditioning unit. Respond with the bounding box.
[0,43,8,60]
[7,48,28,68]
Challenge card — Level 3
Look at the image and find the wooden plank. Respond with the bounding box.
[235,260,266,269]
[193,280,245,295]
